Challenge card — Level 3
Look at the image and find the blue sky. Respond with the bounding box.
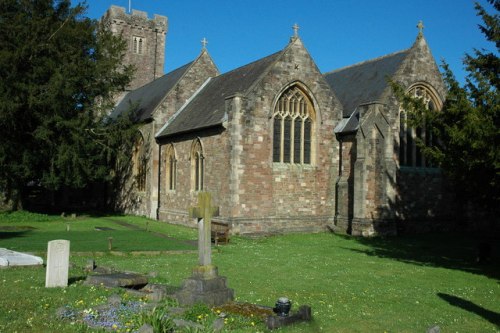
[74,0,496,85]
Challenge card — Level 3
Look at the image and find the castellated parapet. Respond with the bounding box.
[102,5,168,90]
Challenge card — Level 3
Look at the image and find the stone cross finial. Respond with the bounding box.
[293,23,300,38]
[417,20,424,36]
[189,192,219,266]
[201,37,208,50]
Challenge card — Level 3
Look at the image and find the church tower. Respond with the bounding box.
[101,6,168,90]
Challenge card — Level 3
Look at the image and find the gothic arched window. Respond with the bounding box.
[132,134,147,191]
[399,84,441,167]
[191,139,204,191]
[164,144,176,191]
[273,86,315,164]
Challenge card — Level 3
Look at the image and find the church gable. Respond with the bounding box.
[390,34,446,102]
[112,50,218,124]
[111,62,194,122]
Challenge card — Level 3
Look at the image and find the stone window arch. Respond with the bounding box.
[272,85,315,164]
[133,36,145,55]
[164,144,177,191]
[191,139,204,191]
[399,84,442,167]
[132,134,147,191]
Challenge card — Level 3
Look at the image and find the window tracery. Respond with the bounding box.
[399,84,440,167]
[273,86,314,164]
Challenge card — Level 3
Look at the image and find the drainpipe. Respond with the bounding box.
[156,140,161,220]
[153,28,158,80]
[335,136,343,223]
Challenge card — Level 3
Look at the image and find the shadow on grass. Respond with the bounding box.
[0,230,32,240]
[69,276,87,285]
[340,232,500,280]
[438,293,500,327]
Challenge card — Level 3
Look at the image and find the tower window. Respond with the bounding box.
[132,36,145,55]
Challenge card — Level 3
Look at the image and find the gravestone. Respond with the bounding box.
[0,248,43,267]
[175,192,234,306]
[45,240,70,288]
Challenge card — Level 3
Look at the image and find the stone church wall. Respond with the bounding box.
[114,123,154,217]
[158,128,232,227]
[221,40,341,234]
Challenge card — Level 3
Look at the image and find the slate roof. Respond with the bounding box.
[334,109,360,134]
[324,49,409,117]
[110,61,194,122]
[157,50,282,138]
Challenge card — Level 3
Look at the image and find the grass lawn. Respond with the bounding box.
[0,212,196,252]
[0,211,499,332]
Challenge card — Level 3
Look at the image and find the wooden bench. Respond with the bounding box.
[211,221,230,245]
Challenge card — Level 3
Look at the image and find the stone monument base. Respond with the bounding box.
[175,265,234,306]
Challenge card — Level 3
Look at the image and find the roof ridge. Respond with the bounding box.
[324,48,410,75]
[220,49,282,76]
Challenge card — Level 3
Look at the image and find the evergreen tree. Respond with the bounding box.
[392,0,499,209]
[0,0,138,210]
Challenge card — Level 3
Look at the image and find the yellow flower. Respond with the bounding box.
[251,322,255,326]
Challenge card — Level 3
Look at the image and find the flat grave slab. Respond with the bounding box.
[94,226,115,231]
[0,248,43,267]
[85,272,148,288]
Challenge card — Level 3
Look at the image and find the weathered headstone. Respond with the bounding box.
[45,240,70,288]
[175,192,234,306]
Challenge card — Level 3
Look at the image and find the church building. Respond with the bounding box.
[104,6,454,236]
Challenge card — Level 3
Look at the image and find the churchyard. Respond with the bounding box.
[0,210,499,332]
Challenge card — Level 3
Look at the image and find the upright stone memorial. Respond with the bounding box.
[175,192,234,306]
[45,240,70,288]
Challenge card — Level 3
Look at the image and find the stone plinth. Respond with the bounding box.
[175,265,234,306]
